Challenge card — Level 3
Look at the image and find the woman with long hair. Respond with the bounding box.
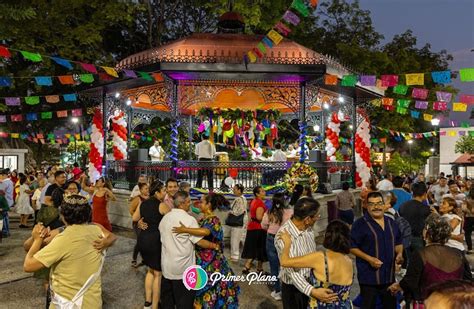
[388,214,471,305]
[462,184,474,254]
[129,182,149,268]
[172,193,240,308]
[16,173,34,228]
[439,197,465,253]
[133,181,168,309]
[82,176,116,231]
[241,186,268,274]
[279,220,353,308]
[261,192,293,301]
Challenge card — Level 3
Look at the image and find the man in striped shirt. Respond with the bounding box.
[276,197,338,309]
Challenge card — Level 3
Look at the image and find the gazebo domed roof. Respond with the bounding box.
[116,33,345,70]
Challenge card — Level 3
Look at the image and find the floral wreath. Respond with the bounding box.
[284,163,319,193]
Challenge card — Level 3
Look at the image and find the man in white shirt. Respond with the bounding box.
[0,169,14,237]
[159,191,218,308]
[272,143,287,161]
[442,180,466,207]
[376,176,394,191]
[251,142,263,160]
[149,141,165,161]
[130,175,147,199]
[195,135,215,190]
[428,177,448,206]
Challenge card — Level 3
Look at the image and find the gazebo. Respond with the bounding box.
[94,12,383,191]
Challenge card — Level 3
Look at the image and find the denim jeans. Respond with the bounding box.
[266,233,281,293]
[2,211,9,236]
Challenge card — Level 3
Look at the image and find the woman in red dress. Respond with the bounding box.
[82,176,116,231]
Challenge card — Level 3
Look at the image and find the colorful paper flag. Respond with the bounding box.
[45,95,60,103]
[11,114,23,122]
[370,99,382,107]
[267,30,283,45]
[423,114,433,121]
[57,110,68,118]
[58,75,75,85]
[257,42,267,54]
[5,97,20,106]
[460,94,474,104]
[63,93,77,102]
[276,21,293,42]
[397,99,411,108]
[452,102,468,112]
[470,131,474,137]
[310,0,319,8]
[410,110,420,119]
[415,100,428,109]
[381,75,398,87]
[412,88,428,100]
[383,105,395,111]
[80,63,98,74]
[439,131,447,136]
[393,85,408,95]
[25,96,40,105]
[72,109,82,117]
[0,115,6,123]
[291,0,310,17]
[433,101,448,111]
[152,73,164,82]
[431,71,451,84]
[324,74,338,85]
[122,69,137,78]
[98,73,113,81]
[247,51,257,63]
[35,76,53,86]
[341,74,358,87]
[51,56,73,70]
[0,46,11,58]
[79,74,94,83]
[252,47,263,58]
[20,50,42,62]
[101,66,119,78]
[382,98,394,106]
[459,131,466,136]
[137,71,154,81]
[396,106,408,114]
[0,77,12,87]
[360,75,376,86]
[262,37,274,48]
[41,112,52,119]
[405,73,424,86]
[26,113,38,121]
[459,68,474,82]
[283,10,301,26]
[448,131,457,137]
[461,121,470,128]
[11,133,20,138]
[436,91,452,102]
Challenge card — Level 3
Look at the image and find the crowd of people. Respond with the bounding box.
[0,163,470,308]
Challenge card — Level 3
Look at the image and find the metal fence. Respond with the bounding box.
[106,160,290,192]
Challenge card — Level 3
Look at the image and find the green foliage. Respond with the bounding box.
[386,152,424,176]
[65,141,90,165]
[455,136,474,155]
[228,147,251,161]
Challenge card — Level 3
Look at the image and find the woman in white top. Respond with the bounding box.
[32,178,47,224]
[16,173,34,228]
[439,197,465,252]
[226,184,247,262]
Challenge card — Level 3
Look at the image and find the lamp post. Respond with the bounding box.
[408,139,413,176]
[431,118,440,156]
[71,117,79,163]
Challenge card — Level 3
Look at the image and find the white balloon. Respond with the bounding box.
[224,177,235,187]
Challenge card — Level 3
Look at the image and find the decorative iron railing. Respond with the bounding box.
[106,160,291,192]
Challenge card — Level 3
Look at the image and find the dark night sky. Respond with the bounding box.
[356,0,474,126]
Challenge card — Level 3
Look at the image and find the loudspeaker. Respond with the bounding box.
[129,148,149,161]
[317,182,333,194]
[309,150,321,162]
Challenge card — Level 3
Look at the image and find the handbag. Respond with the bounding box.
[225,213,244,227]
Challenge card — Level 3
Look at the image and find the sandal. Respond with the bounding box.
[242,266,251,275]
[131,260,138,268]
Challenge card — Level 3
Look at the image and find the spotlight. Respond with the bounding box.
[313,125,320,132]
[338,96,344,103]
[323,103,330,110]
[126,99,132,106]
[114,92,120,98]
[430,148,435,152]
[349,125,353,130]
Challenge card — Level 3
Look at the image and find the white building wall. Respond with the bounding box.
[439,127,474,178]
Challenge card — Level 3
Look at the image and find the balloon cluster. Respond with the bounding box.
[355,114,371,187]
[88,108,104,183]
[111,111,127,160]
[325,112,341,161]
[299,121,307,163]
[170,118,180,162]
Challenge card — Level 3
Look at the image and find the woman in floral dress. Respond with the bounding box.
[173,193,240,308]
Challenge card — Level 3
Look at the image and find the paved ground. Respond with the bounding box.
[1,212,473,309]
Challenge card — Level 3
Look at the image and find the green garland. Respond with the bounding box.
[197,108,281,122]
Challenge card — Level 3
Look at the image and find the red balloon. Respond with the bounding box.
[229,168,238,178]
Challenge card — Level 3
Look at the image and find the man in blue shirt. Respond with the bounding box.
[0,169,14,237]
[351,191,403,309]
[391,176,412,211]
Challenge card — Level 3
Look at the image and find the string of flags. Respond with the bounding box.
[0,130,91,144]
[325,69,474,88]
[0,93,79,106]
[0,108,85,123]
[372,124,474,142]
[245,0,318,63]
[0,46,164,86]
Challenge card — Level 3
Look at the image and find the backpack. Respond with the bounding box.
[394,212,412,248]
